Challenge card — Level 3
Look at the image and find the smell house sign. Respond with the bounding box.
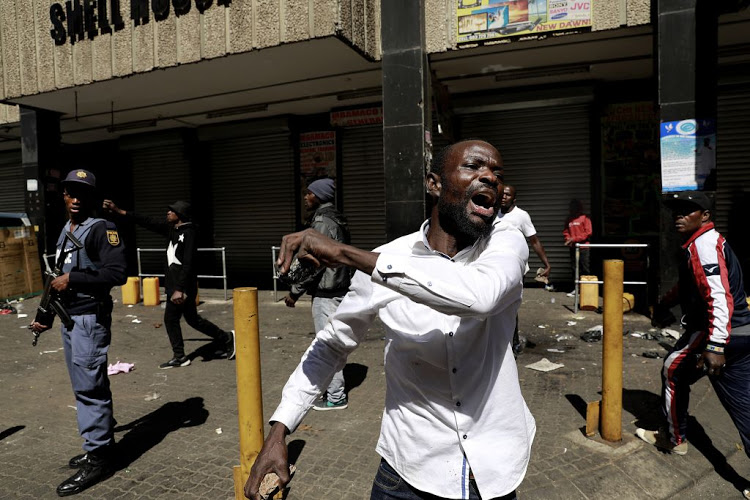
[50,0,232,46]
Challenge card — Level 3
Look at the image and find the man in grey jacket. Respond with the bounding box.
[284,178,352,410]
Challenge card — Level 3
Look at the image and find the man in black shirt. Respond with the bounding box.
[103,199,235,368]
[31,169,127,496]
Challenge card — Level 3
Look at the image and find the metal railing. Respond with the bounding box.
[137,247,229,301]
[272,246,281,301]
[574,243,649,313]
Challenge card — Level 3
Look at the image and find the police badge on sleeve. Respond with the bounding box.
[107,230,120,246]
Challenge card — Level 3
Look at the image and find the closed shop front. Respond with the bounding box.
[457,102,593,284]
[208,131,295,288]
[340,124,386,251]
[0,151,23,213]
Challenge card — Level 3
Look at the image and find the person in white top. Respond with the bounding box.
[497,185,551,356]
[244,140,535,500]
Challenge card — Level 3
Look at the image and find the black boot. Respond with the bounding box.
[67,453,89,469]
[57,451,114,496]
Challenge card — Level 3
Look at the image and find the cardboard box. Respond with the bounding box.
[22,238,44,294]
[0,228,41,299]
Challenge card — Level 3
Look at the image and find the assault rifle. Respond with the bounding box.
[30,231,83,346]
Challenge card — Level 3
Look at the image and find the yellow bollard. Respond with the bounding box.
[233,287,265,499]
[121,277,140,305]
[601,260,624,442]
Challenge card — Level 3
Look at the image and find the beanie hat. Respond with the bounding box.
[307,178,335,204]
[168,200,193,222]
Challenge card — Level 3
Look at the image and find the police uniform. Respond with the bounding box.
[42,169,127,496]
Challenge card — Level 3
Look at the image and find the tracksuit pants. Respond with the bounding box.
[661,331,750,457]
[164,290,230,358]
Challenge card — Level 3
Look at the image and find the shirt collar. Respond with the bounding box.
[418,219,489,261]
[682,221,715,249]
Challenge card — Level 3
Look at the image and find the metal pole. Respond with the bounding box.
[222,248,228,301]
[601,259,624,442]
[233,287,265,498]
[573,243,581,314]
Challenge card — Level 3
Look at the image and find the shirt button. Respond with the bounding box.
[456,401,461,407]
[463,434,468,440]
[387,264,392,270]
[452,368,457,373]
[427,281,432,286]
[448,332,453,337]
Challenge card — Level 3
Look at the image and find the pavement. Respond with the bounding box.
[1,286,749,500]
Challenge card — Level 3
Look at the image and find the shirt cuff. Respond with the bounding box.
[269,401,311,434]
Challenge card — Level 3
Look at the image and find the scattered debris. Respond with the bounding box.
[40,348,63,355]
[566,321,577,326]
[131,319,142,324]
[153,323,162,328]
[125,314,137,318]
[547,348,565,353]
[544,284,555,292]
[265,336,282,340]
[581,325,603,343]
[630,331,645,338]
[662,328,681,340]
[144,393,160,401]
[127,305,134,308]
[17,314,28,319]
[526,358,564,372]
[108,361,135,375]
[67,405,77,411]
[573,316,585,320]
[215,428,223,435]
[642,351,661,359]
[555,334,574,342]
[538,325,547,329]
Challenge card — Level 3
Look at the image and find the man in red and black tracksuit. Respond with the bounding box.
[103,199,235,369]
[637,191,750,479]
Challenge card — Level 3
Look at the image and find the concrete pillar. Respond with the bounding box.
[656,0,718,296]
[20,106,61,254]
[381,0,431,241]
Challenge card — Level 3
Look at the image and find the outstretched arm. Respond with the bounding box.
[103,199,169,237]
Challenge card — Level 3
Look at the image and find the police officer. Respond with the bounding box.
[30,169,127,496]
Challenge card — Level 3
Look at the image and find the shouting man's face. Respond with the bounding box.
[436,141,504,241]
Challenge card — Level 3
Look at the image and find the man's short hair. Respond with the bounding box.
[431,139,486,175]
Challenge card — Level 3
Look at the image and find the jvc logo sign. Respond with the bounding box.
[50,0,232,46]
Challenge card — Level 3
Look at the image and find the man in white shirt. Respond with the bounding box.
[244,140,535,500]
[497,185,551,356]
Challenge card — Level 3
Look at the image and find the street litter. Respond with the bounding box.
[144,392,160,401]
[547,348,565,353]
[153,323,162,328]
[127,305,134,308]
[17,314,28,319]
[642,351,661,359]
[566,321,577,326]
[108,361,135,375]
[538,325,547,329]
[581,325,603,342]
[573,316,585,320]
[40,348,63,355]
[215,428,223,435]
[67,405,77,411]
[662,328,681,339]
[526,358,564,372]
[131,319,142,324]
[265,336,281,340]
[555,334,574,342]
[125,314,137,318]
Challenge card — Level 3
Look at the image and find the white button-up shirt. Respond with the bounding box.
[271,220,535,499]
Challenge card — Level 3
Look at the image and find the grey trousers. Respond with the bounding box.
[312,296,346,404]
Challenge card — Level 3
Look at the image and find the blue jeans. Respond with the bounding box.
[312,296,346,403]
[370,459,517,500]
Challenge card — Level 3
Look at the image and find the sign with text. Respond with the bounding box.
[660,119,716,192]
[50,0,232,46]
[330,107,383,127]
[300,131,336,179]
[457,0,591,44]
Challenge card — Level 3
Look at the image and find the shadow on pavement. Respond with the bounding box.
[565,394,588,421]
[0,425,24,441]
[687,416,750,494]
[185,338,230,363]
[112,397,209,469]
[344,363,368,395]
[622,388,663,429]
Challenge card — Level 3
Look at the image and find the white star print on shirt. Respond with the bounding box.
[178,234,185,242]
[167,241,182,266]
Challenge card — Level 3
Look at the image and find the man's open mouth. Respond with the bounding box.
[469,190,497,218]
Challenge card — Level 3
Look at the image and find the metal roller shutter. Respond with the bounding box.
[458,104,592,284]
[715,85,750,277]
[131,144,192,275]
[0,151,23,212]
[210,133,295,288]
[340,125,386,251]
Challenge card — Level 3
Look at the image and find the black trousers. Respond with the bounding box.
[164,292,228,358]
